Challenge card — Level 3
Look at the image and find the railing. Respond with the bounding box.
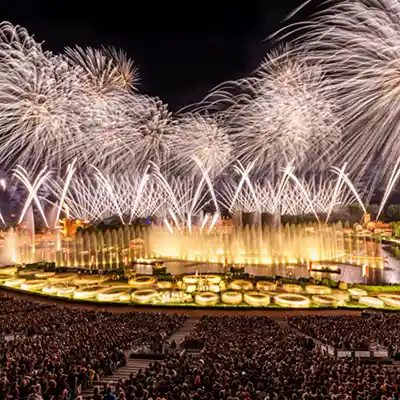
[317,343,389,358]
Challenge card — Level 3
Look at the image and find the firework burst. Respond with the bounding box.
[0,28,85,171]
[291,0,400,182]
[204,47,341,177]
[170,113,232,177]
[65,46,139,94]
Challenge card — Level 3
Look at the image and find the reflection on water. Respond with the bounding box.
[164,250,400,285]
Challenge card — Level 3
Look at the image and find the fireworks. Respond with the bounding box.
[0,22,174,174]
[1,12,400,228]
[65,46,138,94]
[292,0,400,182]
[204,47,341,176]
[219,162,355,218]
[170,113,232,177]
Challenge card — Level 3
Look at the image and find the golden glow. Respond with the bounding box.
[160,290,192,304]
[182,275,198,284]
[157,281,172,289]
[274,294,311,308]
[209,284,220,293]
[73,275,107,285]
[128,276,156,288]
[229,279,253,291]
[182,275,221,285]
[348,288,368,297]
[312,294,337,306]
[42,285,59,295]
[378,294,400,308]
[147,223,384,267]
[185,284,197,293]
[243,291,270,306]
[4,278,26,287]
[136,258,157,264]
[21,280,47,291]
[0,266,18,275]
[0,275,12,282]
[221,291,243,305]
[73,285,108,299]
[57,287,76,297]
[119,293,131,301]
[35,271,56,278]
[19,269,41,276]
[256,281,276,292]
[334,291,350,305]
[359,296,384,308]
[131,289,158,303]
[97,287,131,302]
[282,284,303,293]
[306,285,331,294]
[195,292,219,306]
[49,273,78,283]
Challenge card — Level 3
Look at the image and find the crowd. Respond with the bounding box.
[0,294,186,400]
[3,292,400,399]
[288,314,400,353]
[99,315,400,399]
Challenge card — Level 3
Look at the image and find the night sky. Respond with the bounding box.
[0,0,319,111]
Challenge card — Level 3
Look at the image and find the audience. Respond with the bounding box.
[101,315,400,399]
[0,294,185,400]
[3,292,400,399]
[288,314,400,353]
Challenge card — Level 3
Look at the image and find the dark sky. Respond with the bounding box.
[1,0,318,111]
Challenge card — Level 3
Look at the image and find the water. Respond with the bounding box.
[3,222,389,284]
[164,257,400,285]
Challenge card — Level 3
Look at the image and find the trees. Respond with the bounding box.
[387,205,400,221]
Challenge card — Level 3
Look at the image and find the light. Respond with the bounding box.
[185,284,197,293]
[57,287,76,297]
[182,275,199,284]
[243,291,270,306]
[274,294,311,308]
[195,292,219,306]
[312,295,337,306]
[128,276,156,288]
[4,278,26,287]
[131,289,158,303]
[348,288,368,297]
[49,273,78,283]
[378,294,400,308]
[73,285,108,299]
[35,271,56,278]
[182,275,221,285]
[21,280,47,291]
[256,281,276,292]
[157,281,172,289]
[209,284,220,293]
[97,287,131,302]
[42,285,59,295]
[359,296,384,308]
[282,284,303,293]
[334,291,350,305]
[119,293,131,302]
[229,279,253,291]
[73,275,107,285]
[0,266,18,275]
[221,291,243,305]
[305,285,331,295]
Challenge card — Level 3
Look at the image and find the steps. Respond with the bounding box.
[166,317,200,348]
[81,350,155,399]
[81,318,201,399]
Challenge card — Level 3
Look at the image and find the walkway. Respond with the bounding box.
[166,317,200,347]
[81,317,201,399]
[81,349,155,399]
